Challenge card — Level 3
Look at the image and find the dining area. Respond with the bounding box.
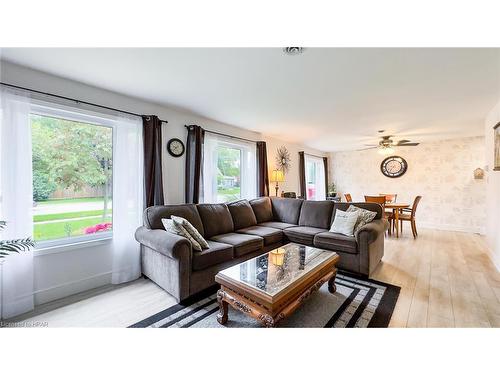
[344,193,422,238]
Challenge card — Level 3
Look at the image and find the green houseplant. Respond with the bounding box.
[327,183,337,197]
[0,220,34,260]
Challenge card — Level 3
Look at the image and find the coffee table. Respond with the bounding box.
[215,243,339,327]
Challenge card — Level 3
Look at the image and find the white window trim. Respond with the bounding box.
[30,101,115,251]
[304,154,326,201]
[202,133,257,203]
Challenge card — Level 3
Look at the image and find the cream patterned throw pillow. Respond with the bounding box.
[171,215,209,249]
[161,218,202,251]
[347,205,377,236]
[329,209,359,237]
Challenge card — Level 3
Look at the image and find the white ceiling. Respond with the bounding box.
[2,48,500,151]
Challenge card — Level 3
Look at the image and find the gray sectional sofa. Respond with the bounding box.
[135,197,388,302]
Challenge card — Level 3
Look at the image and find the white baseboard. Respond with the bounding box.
[34,271,112,305]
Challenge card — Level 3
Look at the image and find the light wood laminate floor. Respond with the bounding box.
[8,228,500,327]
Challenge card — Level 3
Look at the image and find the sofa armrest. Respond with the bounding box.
[356,219,387,244]
[135,226,192,259]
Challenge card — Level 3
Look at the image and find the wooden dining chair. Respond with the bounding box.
[344,193,352,202]
[364,195,389,220]
[398,196,422,239]
[379,193,397,203]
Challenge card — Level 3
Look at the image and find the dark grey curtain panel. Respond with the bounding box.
[256,141,270,197]
[298,151,306,200]
[143,115,164,207]
[185,125,205,204]
[323,156,329,199]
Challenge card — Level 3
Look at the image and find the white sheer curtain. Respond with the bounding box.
[0,88,34,319]
[111,114,144,284]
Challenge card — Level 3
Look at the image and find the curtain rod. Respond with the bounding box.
[302,151,327,159]
[0,82,168,124]
[185,125,258,144]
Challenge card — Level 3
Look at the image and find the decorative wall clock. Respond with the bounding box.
[167,138,185,157]
[380,156,408,178]
[275,146,291,173]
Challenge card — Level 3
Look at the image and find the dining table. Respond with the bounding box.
[385,202,410,238]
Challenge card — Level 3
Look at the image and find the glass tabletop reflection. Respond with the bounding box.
[218,243,337,297]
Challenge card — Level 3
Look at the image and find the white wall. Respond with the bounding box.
[485,99,500,271]
[0,61,326,305]
[330,136,487,234]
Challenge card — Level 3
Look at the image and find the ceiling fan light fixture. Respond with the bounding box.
[378,146,395,155]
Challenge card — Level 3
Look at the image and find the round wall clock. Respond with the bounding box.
[167,138,185,157]
[380,156,408,178]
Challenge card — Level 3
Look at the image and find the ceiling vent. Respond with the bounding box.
[283,47,304,56]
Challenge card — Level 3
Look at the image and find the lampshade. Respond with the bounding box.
[271,169,285,182]
[378,146,395,155]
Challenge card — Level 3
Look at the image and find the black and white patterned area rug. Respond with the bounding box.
[129,272,400,328]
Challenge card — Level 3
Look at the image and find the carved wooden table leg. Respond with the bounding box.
[217,290,228,325]
[258,313,276,328]
[328,268,337,294]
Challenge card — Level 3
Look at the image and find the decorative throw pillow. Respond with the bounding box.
[171,215,209,249]
[161,218,202,251]
[347,205,377,236]
[329,209,359,237]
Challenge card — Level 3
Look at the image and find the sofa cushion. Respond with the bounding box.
[258,221,298,230]
[144,204,204,236]
[227,200,258,230]
[197,203,234,238]
[333,202,383,223]
[210,232,263,257]
[283,226,325,245]
[249,197,274,223]
[192,241,234,271]
[298,200,334,229]
[313,231,358,254]
[270,197,304,224]
[236,225,283,246]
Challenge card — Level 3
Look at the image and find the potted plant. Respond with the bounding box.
[0,220,34,320]
[327,183,337,197]
[0,221,34,259]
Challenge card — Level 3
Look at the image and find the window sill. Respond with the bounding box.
[34,236,112,257]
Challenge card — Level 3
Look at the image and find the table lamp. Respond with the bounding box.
[270,169,285,196]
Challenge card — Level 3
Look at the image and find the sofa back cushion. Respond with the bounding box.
[227,199,258,230]
[270,197,304,224]
[249,197,273,223]
[298,200,334,229]
[333,202,383,223]
[197,203,234,238]
[143,204,205,236]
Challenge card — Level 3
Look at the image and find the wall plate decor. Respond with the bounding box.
[275,146,291,173]
[494,122,500,171]
[167,138,185,157]
[380,156,408,178]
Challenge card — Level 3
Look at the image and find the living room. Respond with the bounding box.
[1,2,499,374]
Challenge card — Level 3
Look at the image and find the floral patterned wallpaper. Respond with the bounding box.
[330,136,486,233]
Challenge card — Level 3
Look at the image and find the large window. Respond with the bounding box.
[305,154,326,201]
[30,107,113,245]
[203,134,256,203]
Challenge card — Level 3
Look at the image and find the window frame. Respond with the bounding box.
[304,154,326,201]
[203,134,257,203]
[30,102,116,250]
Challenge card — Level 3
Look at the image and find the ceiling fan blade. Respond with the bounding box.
[396,142,420,146]
[396,139,411,145]
[363,144,378,147]
[356,146,378,151]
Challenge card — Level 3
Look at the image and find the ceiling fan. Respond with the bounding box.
[361,132,420,154]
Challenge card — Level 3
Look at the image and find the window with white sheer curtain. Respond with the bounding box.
[305,154,326,201]
[0,88,144,318]
[202,133,256,203]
